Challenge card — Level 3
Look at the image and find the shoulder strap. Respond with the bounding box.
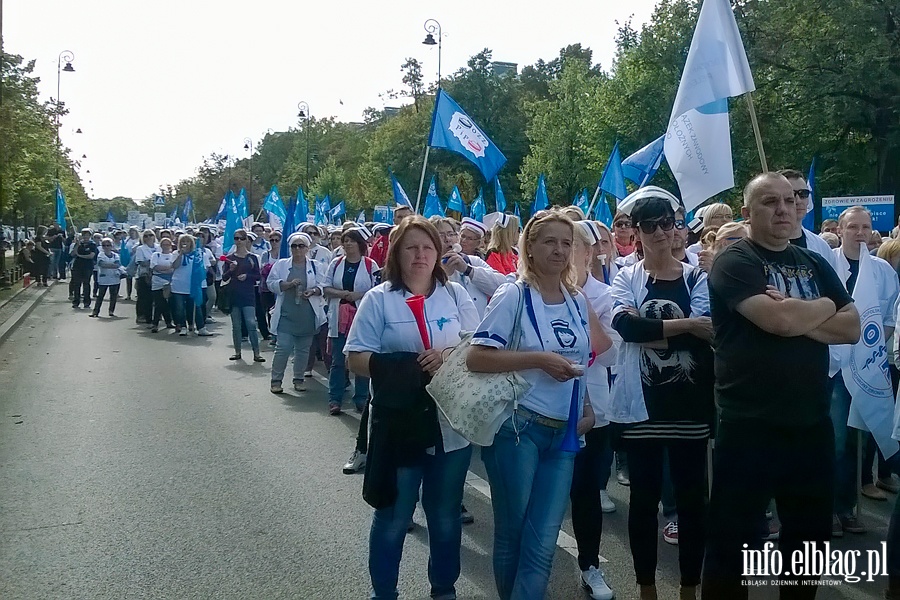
[509,283,527,351]
[446,281,459,305]
[364,256,374,275]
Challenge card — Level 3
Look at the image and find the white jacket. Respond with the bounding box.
[802,227,838,272]
[447,254,511,319]
[267,257,327,334]
[96,251,122,286]
[324,255,380,338]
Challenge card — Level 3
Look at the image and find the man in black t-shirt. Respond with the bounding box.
[701,173,860,598]
[71,228,98,309]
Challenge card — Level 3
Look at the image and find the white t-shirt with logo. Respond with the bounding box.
[471,282,591,420]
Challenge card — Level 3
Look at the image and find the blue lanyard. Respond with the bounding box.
[602,264,609,285]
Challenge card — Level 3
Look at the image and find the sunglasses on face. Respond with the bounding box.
[674,219,686,230]
[636,217,676,234]
[234,236,247,241]
[101,243,112,247]
[793,189,811,199]
[290,243,307,249]
[270,237,282,242]
[614,221,632,229]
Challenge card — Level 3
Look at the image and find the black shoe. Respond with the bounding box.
[461,505,474,524]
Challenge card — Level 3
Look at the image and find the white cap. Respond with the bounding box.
[372,223,391,233]
[616,186,682,216]
[460,217,487,237]
[350,225,373,241]
[576,220,603,245]
[287,232,312,248]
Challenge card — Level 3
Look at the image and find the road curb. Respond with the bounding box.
[0,282,56,345]
[0,280,35,311]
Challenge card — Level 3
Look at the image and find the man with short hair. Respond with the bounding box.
[779,168,837,272]
[702,173,860,597]
[71,228,98,309]
[828,206,899,536]
[821,219,839,235]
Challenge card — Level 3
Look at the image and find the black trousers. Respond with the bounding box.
[570,426,611,571]
[92,284,119,314]
[71,269,92,307]
[702,418,834,599]
[151,289,172,327]
[624,435,708,587]
[254,286,270,338]
[135,276,153,323]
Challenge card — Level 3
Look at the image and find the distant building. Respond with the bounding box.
[492,61,518,77]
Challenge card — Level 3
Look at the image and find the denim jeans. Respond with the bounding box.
[830,373,859,516]
[271,331,314,385]
[369,444,472,600]
[482,412,576,600]
[329,334,369,409]
[49,248,62,279]
[307,323,331,371]
[230,305,259,355]
[171,293,203,329]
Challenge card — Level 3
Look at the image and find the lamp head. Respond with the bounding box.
[423,33,437,46]
[62,62,75,72]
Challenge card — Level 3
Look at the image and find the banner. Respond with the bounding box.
[822,195,894,233]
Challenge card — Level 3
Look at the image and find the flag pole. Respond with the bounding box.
[745,92,768,172]
[586,184,602,218]
[414,147,431,214]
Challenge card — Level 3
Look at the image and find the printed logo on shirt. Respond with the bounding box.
[639,298,696,386]
[763,262,820,300]
[552,318,577,349]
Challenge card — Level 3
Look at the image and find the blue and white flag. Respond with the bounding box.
[532,174,549,215]
[106,210,116,223]
[224,193,243,253]
[574,189,590,215]
[622,135,665,186]
[599,142,628,201]
[843,243,900,460]
[447,186,465,214]
[296,188,308,227]
[428,89,507,182]
[470,188,486,222]
[169,204,178,221]
[802,158,816,231]
[215,192,230,221]
[424,175,445,219]
[237,188,249,228]
[356,210,366,224]
[663,0,755,212]
[182,197,193,223]
[314,196,326,226]
[55,185,67,228]
[494,177,507,213]
[263,185,287,229]
[390,171,413,208]
[594,196,614,228]
[330,200,346,223]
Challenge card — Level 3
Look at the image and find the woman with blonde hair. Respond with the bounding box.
[688,203,735,255]
[484,213,521,276]
[468,209,605,599]
[697,222,749,272]
[169,234,212,337]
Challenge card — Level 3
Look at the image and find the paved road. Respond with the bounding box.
[0,286,895,599]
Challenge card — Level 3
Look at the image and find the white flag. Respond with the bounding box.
[664,0,756,212]
[842,243,899,460]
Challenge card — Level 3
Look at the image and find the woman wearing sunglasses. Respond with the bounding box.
[223,229,265,363]
[612,212,636,259]
[266,232,326,394]
[608,188,714,600]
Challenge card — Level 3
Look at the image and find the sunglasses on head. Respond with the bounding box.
[290,243,307,249]
[635,216,676,234]
[793,189,811,199]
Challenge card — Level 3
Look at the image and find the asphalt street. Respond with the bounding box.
[0,285,896,599]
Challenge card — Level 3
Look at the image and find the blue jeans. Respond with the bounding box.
[329,334,369,409]
[49,248,62,279]
[482,412,576,600]
[230,305,259,355]
[830,373,859,516]
[170,293,203,329]
[369,444,473,600]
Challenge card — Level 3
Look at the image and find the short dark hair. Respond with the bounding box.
[341,229,368,257]
[777,168,805,181]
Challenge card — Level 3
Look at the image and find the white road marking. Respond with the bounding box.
[308,370,605,563]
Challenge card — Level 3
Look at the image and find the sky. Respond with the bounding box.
[4,0,660,200]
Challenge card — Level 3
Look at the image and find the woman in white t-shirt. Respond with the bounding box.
[134,230,159,325]
[467,210,600,600]
[169,234,211,337]
[149,237,175,332]
[345,215,478,600]
[89,237,122,318]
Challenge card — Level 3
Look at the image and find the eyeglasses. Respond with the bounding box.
[674,219,686,230]
[793,189,811,200]
[636,217,676,234]
[438,231,459,239]
[233,236,247,241]
[270,237,282,242]
[290,243,308,249]
[101,243,112,247]
[614,221,632,229]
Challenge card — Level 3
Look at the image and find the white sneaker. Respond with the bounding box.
[304,370,313,378]
[197,328,213,336]
[581,566,614,600]
[342,450,366,474]
[599,490,616,514]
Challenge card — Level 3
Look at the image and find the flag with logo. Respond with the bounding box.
[56,185,68,228]
[532,174,549,215]
[428,89,507,182]
[295,188,308,226]
[330,200,346,223]
[215,192,231,221]
[106,210,116,223]
[802,158,816,231]
[182,197,193,223]
[494,177,507,213]
[263,185,287,230]
[574,189,590,215]
[390,171,413,208]
[447,186,465,214]
[424,175,445,219]
[356,210,366,224]
[622,135,665,186]
[663,0,755,212]
[843,243,900,459]
[470,188,486,222]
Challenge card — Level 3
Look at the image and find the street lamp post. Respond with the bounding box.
[297,101,311,188]
[416,20,442,211]
[55,50,75,181]
[243,137,253,210]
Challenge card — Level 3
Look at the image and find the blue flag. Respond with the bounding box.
[106,210,115,223]
[224,193,243,253]
[189,249,205,307]
[215,192,231,221]
[356,210,366,224]
[532,174,549,215]
[296,188,308,226]
[237,188,249,219]
[330,200,346,223]
[119,239,131,268]
[622,135,665,186]
[428,89,508,182]
[599,142,628,201]
[594,196,614,228]
[182,197,193,223]
[56,185,68,228]
[263,185,287,226]
[471,188,486,222]
[513,202,521,222]
[574,189,590,214]
[494,178,506,213]
[803,157,816,231]
[314,195,331,225]
[447,186,465,214]
[169,204,178,221]
[424,175,445,219]
[281,195,297,256]
[390,171,413,208]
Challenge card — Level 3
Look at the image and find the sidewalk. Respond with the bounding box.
[0,280,56,344]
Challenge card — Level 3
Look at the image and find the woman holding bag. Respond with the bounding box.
[323,228,379,415]
[608,189,714,600]
[467,209,604,600]
[345,215,478,600]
